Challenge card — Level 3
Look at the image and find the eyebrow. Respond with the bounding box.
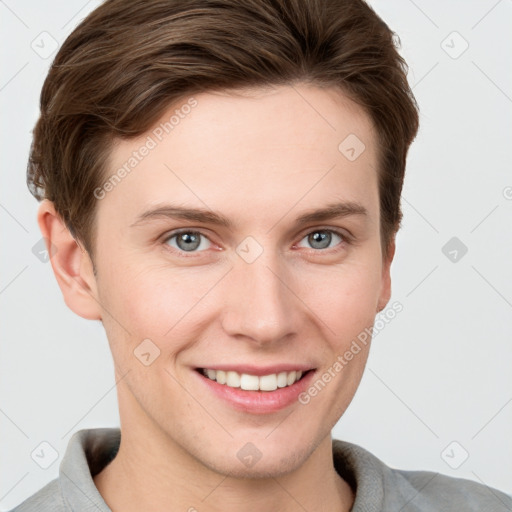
[130,201,368,230]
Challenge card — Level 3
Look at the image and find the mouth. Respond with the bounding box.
[197,368,310,391]
[194,366,316,414]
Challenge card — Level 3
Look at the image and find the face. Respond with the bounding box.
[85,84,392,477]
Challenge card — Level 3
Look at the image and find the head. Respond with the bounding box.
[31,0,418,478]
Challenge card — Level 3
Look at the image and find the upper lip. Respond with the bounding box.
[196,365,315,376]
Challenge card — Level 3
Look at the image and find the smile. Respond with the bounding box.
[200,368,304,391]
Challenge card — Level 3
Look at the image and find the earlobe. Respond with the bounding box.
[37,200,102,320]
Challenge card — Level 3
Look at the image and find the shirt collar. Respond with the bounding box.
[59,428,119,511]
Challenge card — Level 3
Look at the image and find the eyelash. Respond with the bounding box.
[160,227,351,257]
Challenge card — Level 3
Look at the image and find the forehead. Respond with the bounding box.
[99,84,379,227]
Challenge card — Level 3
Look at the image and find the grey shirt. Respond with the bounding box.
[9,428,512,511]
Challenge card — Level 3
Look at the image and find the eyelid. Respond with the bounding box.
[162,228,206,240]
[165,227,213,239]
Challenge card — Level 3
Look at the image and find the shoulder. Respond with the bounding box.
[332,439,512,511]
[391,467,512,511]
[8,478,68,512]
[8,427,119,512]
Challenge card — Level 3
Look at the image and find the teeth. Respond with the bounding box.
[277,372,288,388]
[226,371,241,388]
[259,374,277,391]
[201,368,304,391]
[240,374,259,390]
[286,370,297,386]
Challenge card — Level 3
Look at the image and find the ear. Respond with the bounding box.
[377,236,396,313]
[37,199,102,320]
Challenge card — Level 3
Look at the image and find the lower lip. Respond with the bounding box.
[195,370,316,414]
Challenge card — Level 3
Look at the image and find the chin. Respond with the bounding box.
[193,438,315,480]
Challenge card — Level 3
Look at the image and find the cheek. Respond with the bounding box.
[303,260,382,340]
[100,263,218,356]
[300,265,379,417]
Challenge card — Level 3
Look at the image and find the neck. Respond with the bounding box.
[94,431,354,512]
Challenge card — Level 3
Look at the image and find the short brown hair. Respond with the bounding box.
[27,0,419,260]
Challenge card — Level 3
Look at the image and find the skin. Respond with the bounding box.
[38,83,395,511]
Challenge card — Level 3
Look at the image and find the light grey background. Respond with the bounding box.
[1,0,511,509]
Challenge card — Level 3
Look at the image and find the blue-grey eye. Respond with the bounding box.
[166,231,211,252]
[298,230,343,250]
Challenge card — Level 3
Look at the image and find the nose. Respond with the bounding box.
[220,250,303,347]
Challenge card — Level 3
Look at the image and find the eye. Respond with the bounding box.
[164,230,211,253]
[296,229,345,250]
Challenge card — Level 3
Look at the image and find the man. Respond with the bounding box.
[13,0,512,510]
